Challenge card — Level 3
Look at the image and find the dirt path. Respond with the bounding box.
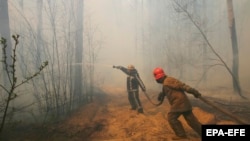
[3,86,249,141]
[37,86,207,141]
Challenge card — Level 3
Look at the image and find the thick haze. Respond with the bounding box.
[6,0,250,93]
[83,0,250,92]
[1,0,249,124]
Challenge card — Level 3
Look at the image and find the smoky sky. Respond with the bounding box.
[7,0,250,92]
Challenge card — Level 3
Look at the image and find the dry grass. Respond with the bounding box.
[2,85,250,141]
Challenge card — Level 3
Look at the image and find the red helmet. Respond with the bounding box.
[153,67,166,80]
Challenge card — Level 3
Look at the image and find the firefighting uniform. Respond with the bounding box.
[162,76,202,137]
[119,66,146,112]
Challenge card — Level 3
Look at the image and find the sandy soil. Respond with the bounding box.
[2,85,250,141]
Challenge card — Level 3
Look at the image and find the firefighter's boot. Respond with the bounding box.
[138,108,144,113]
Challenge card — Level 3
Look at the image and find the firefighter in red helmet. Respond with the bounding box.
[113,65,146,113]
[153,67,202,140]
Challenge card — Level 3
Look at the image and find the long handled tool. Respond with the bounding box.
[198,96,248,124]
[143,91,248,124]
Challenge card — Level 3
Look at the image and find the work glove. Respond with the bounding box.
[157,92,165,101]
[190,88,201,98]
[112,65,121,69]
[142,88,146,92]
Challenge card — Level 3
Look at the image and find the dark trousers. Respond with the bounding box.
[167,110,201,137]
[128,91,142,111]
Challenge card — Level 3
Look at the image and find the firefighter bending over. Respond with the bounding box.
[113,65,146,113]
[153,67,202,140]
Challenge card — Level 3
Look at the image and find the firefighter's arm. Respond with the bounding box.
[113,65,130,75]
[164,77,201,98]
[184,85,201,98]
[140,81,146,92]
[113,65,122,69]
[138,82,146,92]
[141,85,146,92]
[136,74,146,92]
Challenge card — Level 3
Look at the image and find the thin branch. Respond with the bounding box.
[173,1,245,98]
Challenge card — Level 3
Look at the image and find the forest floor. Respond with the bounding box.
[2,85,250,141]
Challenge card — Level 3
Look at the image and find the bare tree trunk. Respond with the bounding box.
[44,0,63,117]
[226,0,241,94]
[73,0,84,104]
[36,0,43,66]
[0,1,12,132]
[174,1,245,98]
[202,0,208,85]
[0,0,12,86]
